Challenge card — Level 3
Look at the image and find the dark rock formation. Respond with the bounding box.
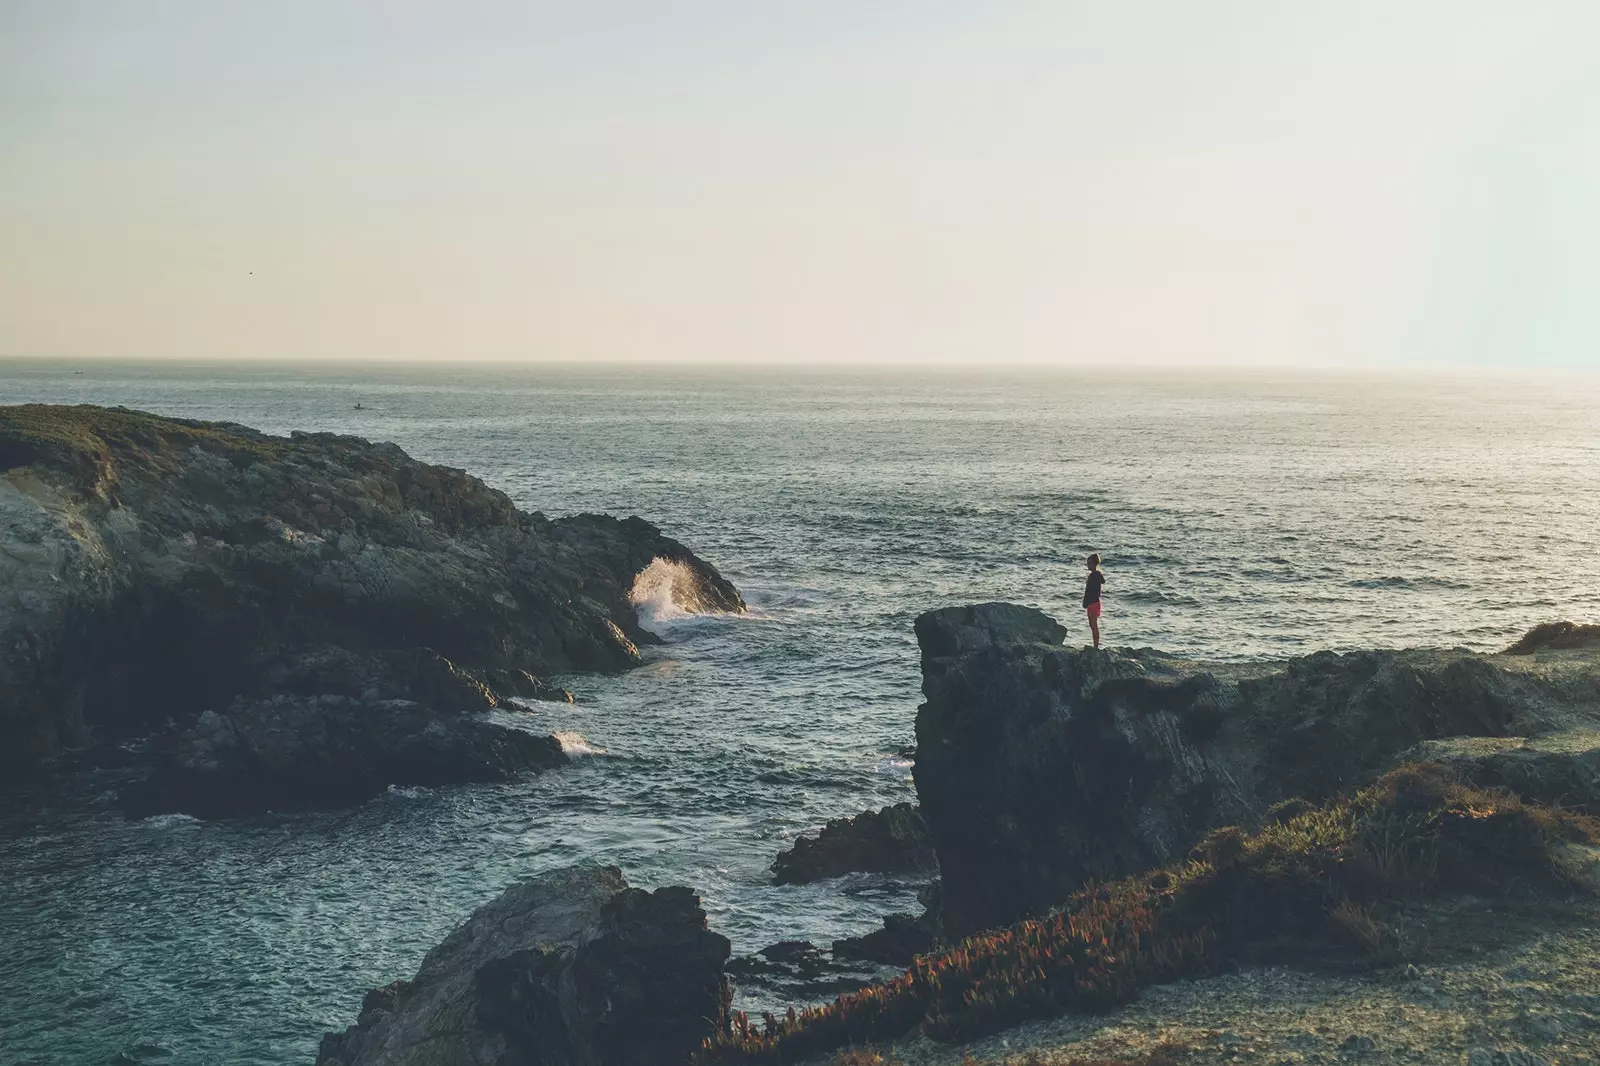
[831,911,938,966]
[316,865,731,1066]
[772,802,937,885]
[725,941,885,1004]
[0,404,741,815]
[1506,621,1600,655]
[120,697,567,820]
[913,603,1600,936]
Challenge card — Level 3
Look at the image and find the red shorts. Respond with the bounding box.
[1086,601,1102,619]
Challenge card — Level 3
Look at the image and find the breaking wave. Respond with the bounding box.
[630,557,731,633]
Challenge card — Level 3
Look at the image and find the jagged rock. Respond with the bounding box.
[726,942,883,1004]
[120,695,568,819]
[912,603,1600,936]
[759,940,826,966]
[315,865,730,1066]
[772,802,937,884]
[0,404,741,814]
[832,912,938,966]
[1505,621,1600,655]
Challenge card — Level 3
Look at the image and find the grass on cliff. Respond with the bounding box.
[700,763,1600,1064]
[0,403,278,489]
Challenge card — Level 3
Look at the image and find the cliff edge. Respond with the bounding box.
[912,603,1600,936]
[0,404,743,816]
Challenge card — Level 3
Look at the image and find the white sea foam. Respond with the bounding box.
[629,557,716,633]
[385,784,433,799]
[141,813,201,828]
[553,730,608,757]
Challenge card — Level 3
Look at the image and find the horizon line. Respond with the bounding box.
[1,352,1595,377]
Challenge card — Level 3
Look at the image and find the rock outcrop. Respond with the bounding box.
[0,404,742,814]
[913,603,1600,936]
[1506,621,1600,655]
[831,911,939,966]
[772,802,937,885]
[316,864,731,1066]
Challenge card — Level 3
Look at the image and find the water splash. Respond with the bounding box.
[553,730,608,757]
[630,557,720,633]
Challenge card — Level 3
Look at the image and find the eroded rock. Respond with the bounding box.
[913,603,1600,935]
[772,803,937,885]
[316,865,730,1066]
[0,404,742,814]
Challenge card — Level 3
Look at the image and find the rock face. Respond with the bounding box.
[831,911,939,966]
[772,802,937,885]
[0,405,742,814]
[119,696,567,820]
[913,603,1600,936]
[316,864,731,1066]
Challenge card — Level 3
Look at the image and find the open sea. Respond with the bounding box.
[2,360,1598,1065]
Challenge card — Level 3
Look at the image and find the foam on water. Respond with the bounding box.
[553,731,609,757]
[140,813,202,829]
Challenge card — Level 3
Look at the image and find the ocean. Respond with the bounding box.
[2,360,1597,1065]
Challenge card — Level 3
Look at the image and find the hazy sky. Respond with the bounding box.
[3,2,1598,366]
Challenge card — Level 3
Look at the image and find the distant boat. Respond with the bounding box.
[353,403,366,410]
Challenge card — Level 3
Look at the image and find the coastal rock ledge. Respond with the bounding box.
[316,865,731,1066]
[0,404,742,816]
[914,602,1600,936]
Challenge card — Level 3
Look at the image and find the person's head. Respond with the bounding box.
[1087,553,1100,571]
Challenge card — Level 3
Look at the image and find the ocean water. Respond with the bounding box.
[1,360,1598,1065]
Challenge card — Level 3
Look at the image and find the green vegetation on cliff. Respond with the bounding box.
[0,403,280,488]
[700,763,1600,1063]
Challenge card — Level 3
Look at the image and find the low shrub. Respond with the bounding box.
[699,764,1599,1064]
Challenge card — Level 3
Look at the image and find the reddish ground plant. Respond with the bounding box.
[699,763,1600,1064]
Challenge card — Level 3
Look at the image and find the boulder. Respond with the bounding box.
[831,912,938,966]
[0,404,742,813]
[315,865,731,1066]
[772,803,937,885]
[912,603,1600,936]
[1505,621,1600,655]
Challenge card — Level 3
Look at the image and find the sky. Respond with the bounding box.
[2,2,1598,367]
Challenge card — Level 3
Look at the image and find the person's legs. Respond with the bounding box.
[1089,612,1100,649]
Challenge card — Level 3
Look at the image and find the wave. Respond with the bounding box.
[1348,575,1471,590]
[553,730,609,757]
[631,557,748,634]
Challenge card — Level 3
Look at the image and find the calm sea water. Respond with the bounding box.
[2,360,1598,1065]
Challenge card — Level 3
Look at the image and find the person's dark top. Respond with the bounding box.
[1083,569,1104,607]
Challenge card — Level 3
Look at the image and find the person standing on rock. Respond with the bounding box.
[1083,553,1105,649]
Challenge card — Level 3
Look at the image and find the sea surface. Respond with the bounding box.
[2,360,1598,1065]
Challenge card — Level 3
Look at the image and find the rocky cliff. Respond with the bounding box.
[316,865,731,1066]
[913,603,1600,936]
[0,404,742,815]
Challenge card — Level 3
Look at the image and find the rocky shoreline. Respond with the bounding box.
[310,603,1600,1066]
[8,403,1600,1066]
[0,403,742,817]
